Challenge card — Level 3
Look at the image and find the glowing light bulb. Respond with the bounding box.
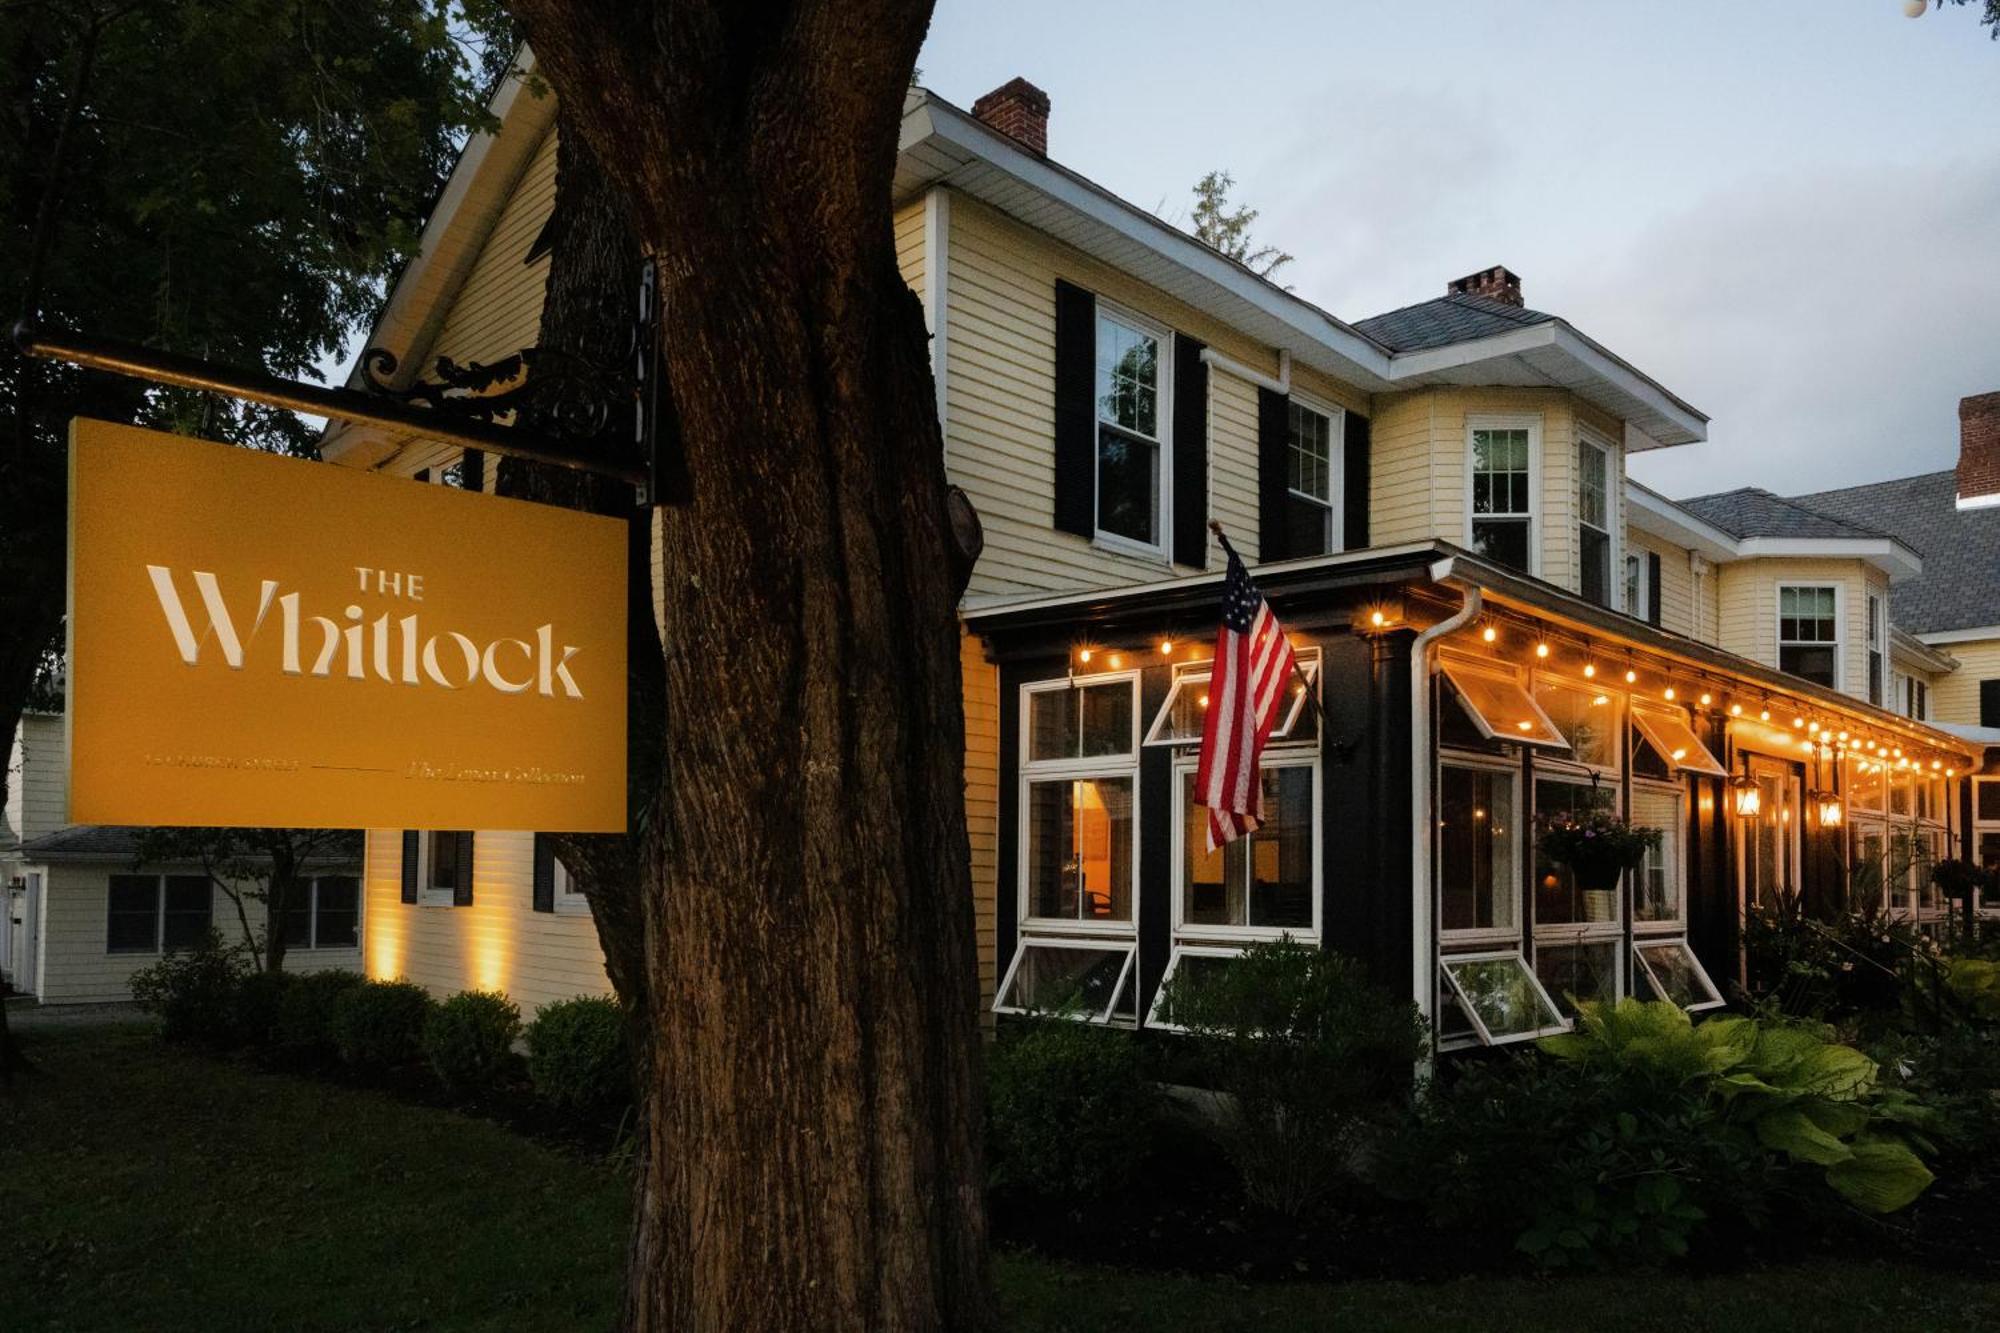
[1792,717,1805,729]
[1535,642,1550,659]
[1108,654,1123,669]
[1730,704,1742,716]
[1482,625,1497,643]
[1370,610,1386,627]
[1079,649,1093,663]
[1760,709,1771,722]
[1583,663,1597,679]
[1625,669,1638,684]
[1700,693,1712,707]
[1664,687,1676,701]
[1158,640,1174,656]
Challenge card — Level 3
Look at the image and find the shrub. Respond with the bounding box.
[325,977,428,1069]
[424,990,522,1098]
[129,930,250,1045]
[987,1018,1156,1200]
[1157,939,1424,1216]
[273,968,367,1061]
[232,969,298,1049]
[525,996,631,1116]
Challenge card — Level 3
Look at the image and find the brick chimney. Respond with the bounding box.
[971,77,1050,156]
[1957,391,2000,508]
[1447,265,1523,308]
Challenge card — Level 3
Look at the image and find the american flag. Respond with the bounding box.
[1195,537,1296,851]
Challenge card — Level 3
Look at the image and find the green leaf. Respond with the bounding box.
[1825,1140,1934,1214]
[1755,1106,1854,1166]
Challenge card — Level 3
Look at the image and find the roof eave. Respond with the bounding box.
[1733,536,1923,583]
[1625,481,1739,562]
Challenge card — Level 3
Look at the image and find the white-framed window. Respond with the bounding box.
[552,857,591,917]
[1284,396,1344,557]
[1867,595,1885,706]
[1625,552,1650,623]
[281,875,361,950]
[1532,672,1625,777]
[1777,585,1840,689]
[1632,938,1724,1011]
[993,936,1138,1024]
[1018,672,1140,932]
[1146,943,1244,1032]
[1172,751,1320,940]
[1144,650,1320,747]
[1437,753,1521,943]
[1438,655,1569,750]
[417,830,470,908]
[1531,768,1625,1015]
[1576,436,1613,608]
[1630,705,1728,779]
[106,874,212,954]
[1093,305,1172,555]
[1974,778,2000,916]
[1466,417,1539,575]
[1630,782,1687,928]
[1438,951,1567,1047]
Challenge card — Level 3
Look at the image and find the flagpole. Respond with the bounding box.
[1207,520,1327,727]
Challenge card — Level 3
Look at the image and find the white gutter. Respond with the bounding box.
[1409,556,1481,1036]
[1200,346,1290,395]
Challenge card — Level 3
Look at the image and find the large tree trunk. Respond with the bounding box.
[507,4,990,1328]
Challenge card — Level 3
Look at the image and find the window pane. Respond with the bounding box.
[1029,682,1132,761]
[1979,830,2000,873]
[1851,761,1885,812]
[1441,954,1563,1041]
[1624,554,1644,617]
[428,831,458,891]
[1149,674,1209,744]
[1576,443,1607,528]
[1534,940,1619,1017]
[1284,494,1332,558]
[1180,766,1314,929]
[1095,428,1158,545]
[1532,678,1621,771]
[1533,778,1619,926]
[1287,402,1331,502]
[1441,660,1568,748]
[1026,777,1133,922]
[107,874,159,953]
[1183,791,1246,926]
[1634,939,1721,1010]
[1096,317,1158,438]
[1779,644,1837,688]
[997,943,1131,1019]
[162,875,213,951]
[1979,780,2000,823]
[281,888,314,949]
[315,877,360,950]
[1630,786,1683,924]
[1579,526,1610,606]
[1439,765,1518,934]
[1471,517,1530,572]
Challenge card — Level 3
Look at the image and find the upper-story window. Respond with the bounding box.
[1285,399,1342,557]
[1576,438,1612,606]
[1778,585,1839,689]
[1094,310,1169,552]
[1867,595,1885,706]
[1468,420,1536,574]
[1624,553,1650,622]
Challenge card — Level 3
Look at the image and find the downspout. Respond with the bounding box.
[1199,346,1290,396]
[1409,556,1482,1033]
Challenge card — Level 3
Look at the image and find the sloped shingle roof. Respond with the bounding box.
[1789,471,2000,636]
[1351,292,1556,353]
[1679,488,1896,544]
[18,826,364,866]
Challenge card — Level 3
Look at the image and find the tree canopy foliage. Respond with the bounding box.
[1189,169,1292,281]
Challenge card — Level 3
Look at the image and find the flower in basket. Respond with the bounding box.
[1929,858,1992,901]
[1536,809,1662,892]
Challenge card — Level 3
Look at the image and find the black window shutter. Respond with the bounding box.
[1646,552,1663,627]
[400,831,419,904]
[532,835,555,914]
[1052,279,1098,539]
[1171,333,1209,568]
[1982,680,2000,729]
[461,449,485,493]
[453,831,475,907]
[1342,412,1371,551]
[1257,387,1291,562]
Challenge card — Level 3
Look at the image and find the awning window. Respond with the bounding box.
[1144,945,1243,1031]
[1439,657,1569,750]
[1631,707,1728,778]
[1145,654,1319,747]
[1439,951,1569,1045]
[993,938,1137,1024]
[1632,938,1725,1012]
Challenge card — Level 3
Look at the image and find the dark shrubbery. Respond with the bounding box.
[327,977,429,1070]
[232,969,297,1048]
[987,1017,1157,1200]
[424,990,522,1097]
[128,931,249,1045]
[1157,939,1425,1216]
[274,968,367,1061]
[525,996,631,1115]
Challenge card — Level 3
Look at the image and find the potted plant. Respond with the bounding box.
[1537,809,1662,918]
[1930,858,1990,902]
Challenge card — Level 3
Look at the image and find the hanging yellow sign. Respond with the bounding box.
[66,418,628,831]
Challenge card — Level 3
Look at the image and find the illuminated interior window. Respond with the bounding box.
[1631,938,1724,1012]
[1440,657,1569,750]
[1438,952,1567,1046]
[1630,707,1727,778]
[993,939,1138,1024]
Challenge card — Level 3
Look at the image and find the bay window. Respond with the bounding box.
[1577,438,1612,607]
[1468,421,1536,574]
[1094,309,1169,551]
[1778,585,1839,688]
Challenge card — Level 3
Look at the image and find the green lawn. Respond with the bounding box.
[2,1025,1996,1332]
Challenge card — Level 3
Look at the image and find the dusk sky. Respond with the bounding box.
[916,1,2000,500]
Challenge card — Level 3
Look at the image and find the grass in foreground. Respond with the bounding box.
[2,1025,1996,1332]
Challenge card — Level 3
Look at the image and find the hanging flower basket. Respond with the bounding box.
[1537,810,1661,895]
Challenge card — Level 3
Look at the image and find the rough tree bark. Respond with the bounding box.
[493,118,662,1022]
[504,3,991,1328]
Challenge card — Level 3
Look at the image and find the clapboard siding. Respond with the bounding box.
[1629,530,1696,639]
[961,629,1000,1021]
[427,126,557,377]
[32,866,360,1005]
[2,712,64,852]
[1930,636,2000,727]
[361,828,612,1017]
[895,197,926,308]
